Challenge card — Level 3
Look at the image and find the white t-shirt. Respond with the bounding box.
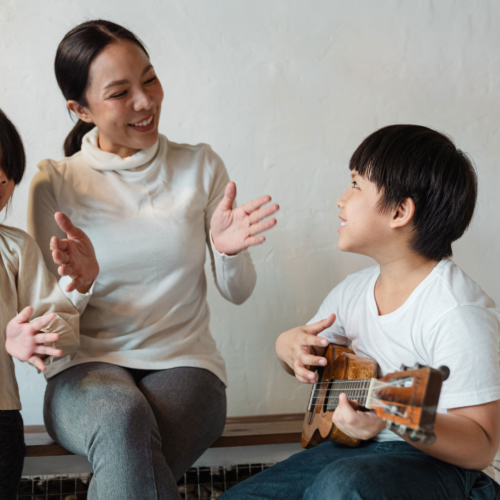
[309,259,500,441]
[28,127,257,385]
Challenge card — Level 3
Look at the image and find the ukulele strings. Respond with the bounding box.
[308,377,413,391]
[307,378,413,408]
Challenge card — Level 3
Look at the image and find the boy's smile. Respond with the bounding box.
[0,154,15,212]
[336,171,393,257]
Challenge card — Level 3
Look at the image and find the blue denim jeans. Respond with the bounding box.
[221,440,500,500]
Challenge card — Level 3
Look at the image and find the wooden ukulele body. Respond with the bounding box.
[301,345,378,448]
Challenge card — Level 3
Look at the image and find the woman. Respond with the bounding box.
[28,20,278,499]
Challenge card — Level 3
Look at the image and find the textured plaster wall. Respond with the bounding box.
[1,0,499,424]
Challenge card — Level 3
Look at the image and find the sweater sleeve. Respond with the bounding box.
[28,163,65,278]
[204,147,257,305]
[28,162,93,314]
[17,233,80,360]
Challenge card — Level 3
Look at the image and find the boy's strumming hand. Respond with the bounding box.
[6,306,63,372]
[211,182,279,255]
[333,393,386,440]
[51,212,99,294]
[275,314,335,383]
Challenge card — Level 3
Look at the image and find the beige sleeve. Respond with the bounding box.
[28,164,65,278]
[17,233,80,358]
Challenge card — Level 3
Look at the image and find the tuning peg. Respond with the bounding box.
[385,421,396,431]
[396,424,407,435]
[408,429,436,445]
[408,429,420,442]
[423,432,436,445]
[412,362,425,370]
[399,364,407,371]
[438,366,450,381]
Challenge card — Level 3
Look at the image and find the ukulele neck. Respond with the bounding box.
[308,378,378,412]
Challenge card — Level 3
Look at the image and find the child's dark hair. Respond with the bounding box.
[350,124,477,261]
[0,109,26,184]
[55,20,149,157]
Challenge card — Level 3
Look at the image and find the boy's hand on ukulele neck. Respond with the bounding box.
[275,314,335,384]
[333,393,386,441]
[6,306,63,372]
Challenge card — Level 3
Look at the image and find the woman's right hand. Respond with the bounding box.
[51,212,99,294]
[275,314,335,384]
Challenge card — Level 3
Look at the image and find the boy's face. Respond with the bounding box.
[0,151,15,212]
[336,171,393,257]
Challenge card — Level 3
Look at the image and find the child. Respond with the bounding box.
[221,125,500,499]
[0,109,80,499]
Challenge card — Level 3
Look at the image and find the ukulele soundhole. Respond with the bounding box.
[323,378,334,413]
[307,365,326,425]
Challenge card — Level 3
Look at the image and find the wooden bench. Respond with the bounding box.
[24,413,304,458]
[22,416,500,484]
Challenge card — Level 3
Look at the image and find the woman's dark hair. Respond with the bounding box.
[0,109,26,185]
[350,124,477,261]
[55,20,149,157]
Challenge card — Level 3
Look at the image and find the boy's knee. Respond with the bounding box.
[305,461,376,500]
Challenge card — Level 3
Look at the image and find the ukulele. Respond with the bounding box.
[302,344,449,448]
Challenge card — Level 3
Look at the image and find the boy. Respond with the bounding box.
[221,125,500,499]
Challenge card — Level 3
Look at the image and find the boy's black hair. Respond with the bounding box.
[349,124,477,261]
[0,109,26,184]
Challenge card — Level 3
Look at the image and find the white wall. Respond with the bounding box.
[1,0,499,424]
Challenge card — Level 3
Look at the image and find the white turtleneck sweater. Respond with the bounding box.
[28,128,257,384]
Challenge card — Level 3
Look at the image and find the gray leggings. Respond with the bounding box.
[44,363,227,500]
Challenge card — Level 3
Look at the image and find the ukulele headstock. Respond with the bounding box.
[367,364,449,443]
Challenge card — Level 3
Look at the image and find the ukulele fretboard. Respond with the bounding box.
[307,379,373,412]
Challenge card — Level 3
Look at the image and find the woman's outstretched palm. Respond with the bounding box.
[210,182,279,255]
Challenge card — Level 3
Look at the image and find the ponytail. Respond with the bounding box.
[64,119,95,157]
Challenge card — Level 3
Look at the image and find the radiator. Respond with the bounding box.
[18,463,276,499]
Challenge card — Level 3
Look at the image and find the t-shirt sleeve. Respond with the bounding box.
[428,305,500,409]
[307,285,349,346]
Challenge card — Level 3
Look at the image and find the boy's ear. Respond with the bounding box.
[67,100,93,124]
[390,197,415,229]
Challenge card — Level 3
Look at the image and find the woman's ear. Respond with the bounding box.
[67,100,93,123]
[390,197,415,229]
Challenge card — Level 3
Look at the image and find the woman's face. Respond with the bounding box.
[0,151,15,212]
[70,39,164,158]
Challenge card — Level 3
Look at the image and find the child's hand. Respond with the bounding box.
[275,314,335,384]
[332,393,386,440]
[51,212,99,294]
[6,306,63,372]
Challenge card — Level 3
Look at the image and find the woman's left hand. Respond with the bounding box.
[50,212,100,294]
[210,182,279,255]
[332,393,386,440]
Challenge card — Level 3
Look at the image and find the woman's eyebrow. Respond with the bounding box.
[104,64,154,89]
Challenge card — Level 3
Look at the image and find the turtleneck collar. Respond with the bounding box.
[81,127,160,171]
